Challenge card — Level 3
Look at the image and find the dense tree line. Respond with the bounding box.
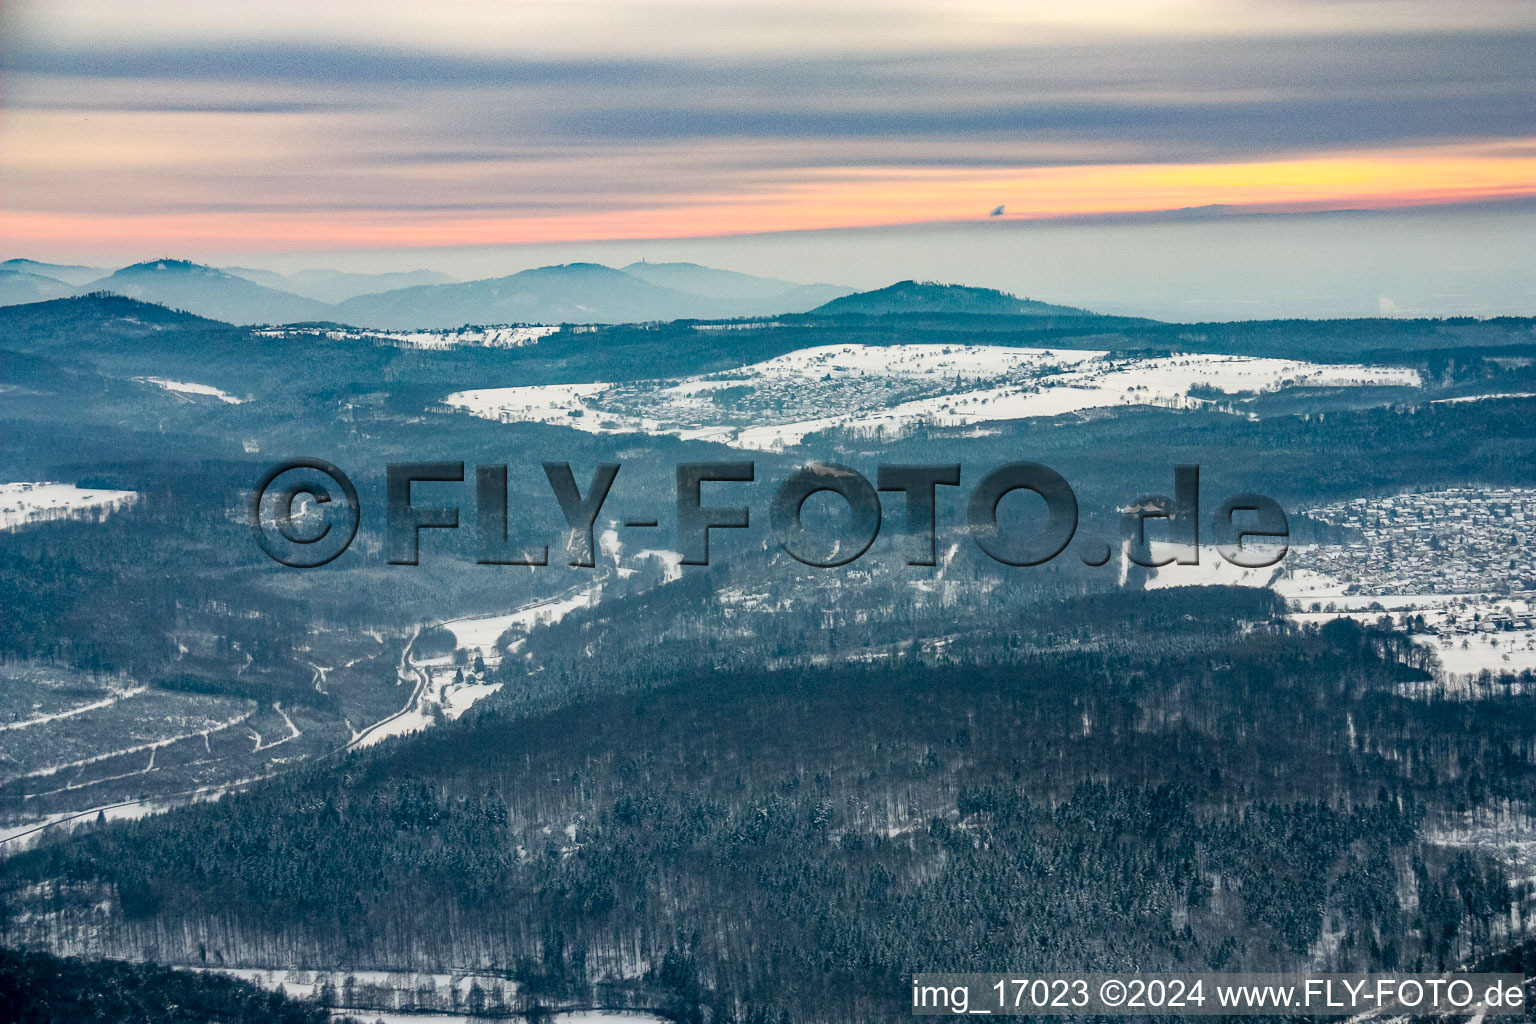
[0,947,347,1024]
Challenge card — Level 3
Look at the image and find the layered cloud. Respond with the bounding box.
[2,0,1534,252]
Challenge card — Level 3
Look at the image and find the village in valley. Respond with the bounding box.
[1289,488,1536,678]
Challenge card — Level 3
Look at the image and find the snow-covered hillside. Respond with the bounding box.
[445,343,1421,450]
[255,324,558,349]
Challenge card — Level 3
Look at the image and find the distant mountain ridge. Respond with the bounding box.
[222,266,459,304]
[332,261,853,329]
[0,269,74,307]
[1,257,857,328]
[621,261,851,305]
[76,260,336,324]
[332,261,726,329]
[0,258,106,286]
[3,259,1091,329]
[811,280,1094,317]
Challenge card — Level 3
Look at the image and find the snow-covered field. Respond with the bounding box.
[1413,629,1536,677]
[332,1014,663,1024]
[442,586,600,661]
[387,325,559,349]
[633,548,684,583]
[134,376,245,403]
[1431,392,1536,405]
[445,343,1420,450]
[0,482,138,531]
[352,585,602,749]
[255,325,558,349]
[180,964,663,1023]
[1140,548,1288,592]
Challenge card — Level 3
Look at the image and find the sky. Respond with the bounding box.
[2,0,1534,317]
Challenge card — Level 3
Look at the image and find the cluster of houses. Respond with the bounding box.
[1282,490,1535,676]
[1303,488,1534,603]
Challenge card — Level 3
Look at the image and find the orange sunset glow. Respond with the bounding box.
[2,0,1534,266]
[5,143,1536,253]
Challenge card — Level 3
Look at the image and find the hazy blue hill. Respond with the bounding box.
[218,265,291,290]
[761,281,863,312]
[78,259,334,325]
[0,293,228,344]
[333,261,747,329]
[0,296,240,411]
[621,260,852,306]
[0,258,107,286]
[224,265,459,304]
[0,269,74,306]
[812,279,1095,316]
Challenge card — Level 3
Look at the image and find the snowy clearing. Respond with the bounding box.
[1430,392,1536,405]
[0,482,138,531]
[633,549,685,583]
[442,585,602,660]
[134,376,245,403]
[352,585,602,749]
[445,343,1420,450]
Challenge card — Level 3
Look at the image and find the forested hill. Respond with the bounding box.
[0,292,228,337]
[4,594,1531,1023]
[810,280,1094,317]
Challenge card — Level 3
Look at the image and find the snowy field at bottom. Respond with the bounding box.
[334,1014,664,1024]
